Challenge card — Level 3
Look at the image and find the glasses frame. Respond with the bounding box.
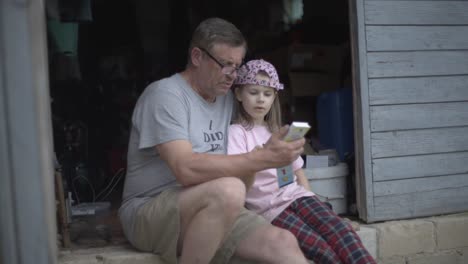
[198,47,241,75]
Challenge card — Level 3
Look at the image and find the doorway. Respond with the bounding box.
[46,0,358,248]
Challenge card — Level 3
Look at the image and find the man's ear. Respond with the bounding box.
[191,47,203,67]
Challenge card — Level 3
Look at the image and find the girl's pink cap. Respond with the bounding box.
[234,59,284,91]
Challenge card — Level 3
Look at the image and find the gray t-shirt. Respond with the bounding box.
[119,73,234,243]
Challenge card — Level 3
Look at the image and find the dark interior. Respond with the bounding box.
[47,0,353,248]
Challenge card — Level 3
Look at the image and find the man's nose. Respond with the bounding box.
[225,70,237,80]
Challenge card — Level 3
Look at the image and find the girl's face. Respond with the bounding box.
[235,75,277,125]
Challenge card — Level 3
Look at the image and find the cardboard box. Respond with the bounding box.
[306,155,329,168]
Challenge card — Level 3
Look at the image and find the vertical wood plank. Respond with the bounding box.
[349,0,376,222]
[0,1,57,263]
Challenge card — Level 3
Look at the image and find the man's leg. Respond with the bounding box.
[234,224,310,264]
[178,177,246,264]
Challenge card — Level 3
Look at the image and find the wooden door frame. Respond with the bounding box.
[348,0,375,222]
[0,0,57,263]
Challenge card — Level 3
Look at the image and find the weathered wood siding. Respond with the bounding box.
[352,0,468,221]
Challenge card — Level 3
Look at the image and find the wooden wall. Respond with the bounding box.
[352,0,468,221]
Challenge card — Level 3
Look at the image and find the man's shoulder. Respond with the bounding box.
[138,74,185,102]
[146,74,181,92]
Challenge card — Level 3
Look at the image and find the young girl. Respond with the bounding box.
[228,59,376,264]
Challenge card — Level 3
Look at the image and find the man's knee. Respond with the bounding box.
[261,226,302,253]
[205,177,246,213]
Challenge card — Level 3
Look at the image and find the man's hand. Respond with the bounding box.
[261,125,305,167]
[241,145,263,189]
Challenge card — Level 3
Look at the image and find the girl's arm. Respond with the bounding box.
[295,168,311,191]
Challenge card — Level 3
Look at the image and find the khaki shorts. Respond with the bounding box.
[132,186,266,264]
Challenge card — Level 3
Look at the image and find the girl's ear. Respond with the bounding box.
[234,87,243,102]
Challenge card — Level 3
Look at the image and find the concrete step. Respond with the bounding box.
[59,245,167,264]
[58,223,377,264]
[58,212,468,264]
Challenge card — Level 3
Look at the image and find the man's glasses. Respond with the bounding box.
[199,47,241,75]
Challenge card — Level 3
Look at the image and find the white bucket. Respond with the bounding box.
[304,162,348,214]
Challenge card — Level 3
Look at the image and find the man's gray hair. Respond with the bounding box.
[188,17,247,55]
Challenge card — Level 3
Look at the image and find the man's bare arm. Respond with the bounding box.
[157,126,305,186]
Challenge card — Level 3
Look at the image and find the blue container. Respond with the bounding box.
[316,88,354,161]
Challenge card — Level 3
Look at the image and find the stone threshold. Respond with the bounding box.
[59,212,468,264]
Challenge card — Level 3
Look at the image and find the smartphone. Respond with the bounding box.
[283,122,311,142]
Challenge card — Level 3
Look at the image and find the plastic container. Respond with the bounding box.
[71,201,110,216]
[70,202,112,243]
[316,88,354,161]
[304,162,348,214]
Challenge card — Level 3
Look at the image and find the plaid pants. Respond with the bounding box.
[271,196,376,264]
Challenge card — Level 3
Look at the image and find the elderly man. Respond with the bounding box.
[119,17,309,264]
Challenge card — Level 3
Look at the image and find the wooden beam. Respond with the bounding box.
[365,1,468,25]
[374,174,468,196]
[0,0,57,263]
[367,26,468,51]
[372,126,468,158]
[349,0,376,222]
[368,51,468,78]
[373,152,468,181]
[373,186,468,221]
[369,76,468,105]
[370,102,468,132]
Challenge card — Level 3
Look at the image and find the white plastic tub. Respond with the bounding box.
[304,162,348,214]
